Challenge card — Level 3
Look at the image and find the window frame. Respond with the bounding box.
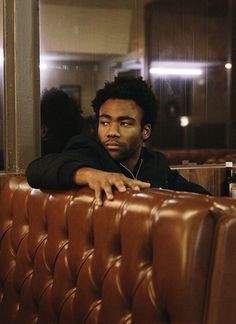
[2,0,40,172]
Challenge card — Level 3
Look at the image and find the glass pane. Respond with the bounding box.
[39,0,148,114]
[0,0,3,169]
[39,0,236,160]
[146,0,234,152]
[39,0,151,155]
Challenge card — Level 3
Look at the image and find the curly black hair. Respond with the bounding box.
[41,87,81,136]
[91,76,158,128]
[40,87,83,154]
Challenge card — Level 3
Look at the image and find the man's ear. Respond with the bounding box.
[142,124,151,141]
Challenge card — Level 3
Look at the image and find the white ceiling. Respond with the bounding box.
[40,0,154,62]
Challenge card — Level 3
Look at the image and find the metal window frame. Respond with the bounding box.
[2,0,40,172]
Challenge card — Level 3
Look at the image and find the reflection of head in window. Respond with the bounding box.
[41,87,82,155]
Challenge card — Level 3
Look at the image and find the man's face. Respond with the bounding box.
[98,98,151,169]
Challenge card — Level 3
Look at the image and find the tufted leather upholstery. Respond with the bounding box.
[0,174,236,323]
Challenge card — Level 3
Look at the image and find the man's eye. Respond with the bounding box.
[100,121,109,126]
[121,121,132,126]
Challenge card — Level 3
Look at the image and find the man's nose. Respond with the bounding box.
[107,123,120,137]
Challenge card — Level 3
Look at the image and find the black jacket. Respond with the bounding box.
[26,135,210,195]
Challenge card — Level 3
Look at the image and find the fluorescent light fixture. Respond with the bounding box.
[39,63,48,70]
[0,48,3,65]
[150,61,204,77]
[150,67,202,76]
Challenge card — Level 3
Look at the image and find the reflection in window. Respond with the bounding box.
[39,0,148,117]
[39,0,236,154]
[146,0,235,151]
[0,0,3,169]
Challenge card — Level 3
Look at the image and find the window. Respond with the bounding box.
[39,0,236,153]
[0,0,3,169]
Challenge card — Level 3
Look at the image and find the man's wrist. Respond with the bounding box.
[72,167,93,186]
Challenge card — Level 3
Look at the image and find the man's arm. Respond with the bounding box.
[26,135,118,189]
[73,167,150,206]
[26,136,150,200]
[26,151,86,189]
[168,169,211,195]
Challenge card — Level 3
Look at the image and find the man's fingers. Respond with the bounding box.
[90,172,150,206]
[102,183,114,201]
[135,180,151,188]
[108,174,150,192]
[109,178,126,193]
[94,186,103,206]
[122,177,150,191]
[94,182,114,205]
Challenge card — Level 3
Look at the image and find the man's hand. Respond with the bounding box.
[73,167,150,206]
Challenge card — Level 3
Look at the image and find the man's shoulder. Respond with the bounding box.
[143,146,168,162]
[62,134,121,172]
[64,134,102,151]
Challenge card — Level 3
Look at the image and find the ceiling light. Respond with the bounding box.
[150,67,202,76]
[180,116,189,127]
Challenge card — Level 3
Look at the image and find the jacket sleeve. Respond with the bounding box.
[26,135,123,190]
[26,150,101,189]
[26,136,110,189]
[167,168,211,195]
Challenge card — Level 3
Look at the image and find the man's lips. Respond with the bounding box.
[104,141,122,149]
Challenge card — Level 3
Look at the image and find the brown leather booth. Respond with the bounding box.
[0,174,236,323]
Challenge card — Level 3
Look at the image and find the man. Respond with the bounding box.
[26,77,210,205]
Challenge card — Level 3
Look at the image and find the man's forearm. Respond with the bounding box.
[26,153,84,189]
